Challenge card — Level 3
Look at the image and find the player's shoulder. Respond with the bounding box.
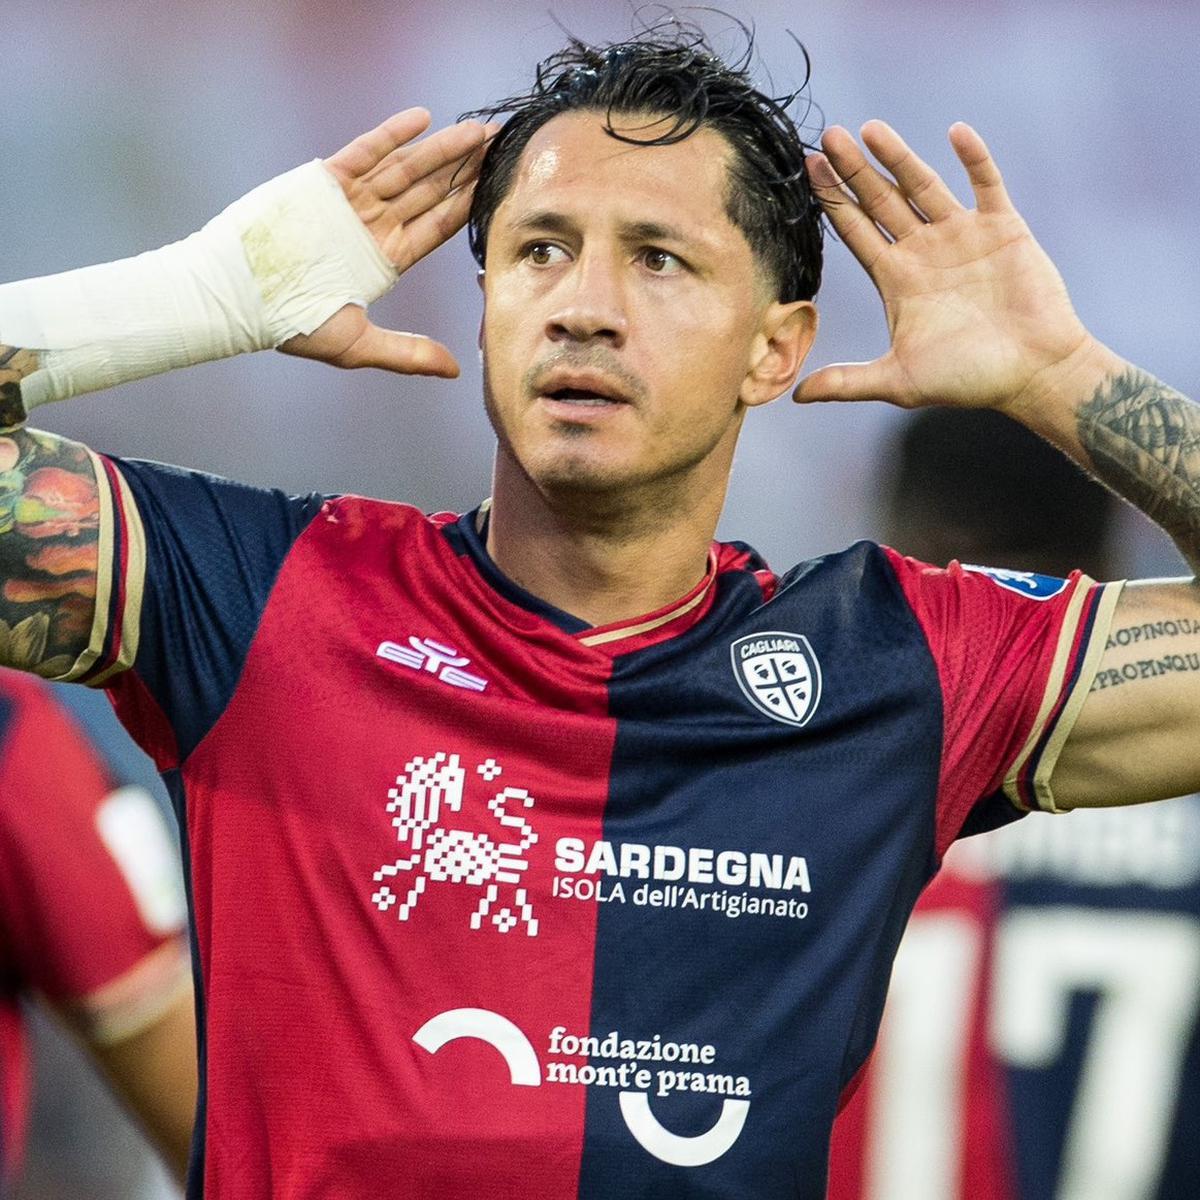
[884,549,1078,600]
[317,493,460,531]
[298,495,470,563]
[705,539,927,659]
[768,539,912,610]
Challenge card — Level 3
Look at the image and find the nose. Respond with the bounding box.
[544,251,628,347]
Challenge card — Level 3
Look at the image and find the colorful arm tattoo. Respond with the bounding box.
[0,407,100,677]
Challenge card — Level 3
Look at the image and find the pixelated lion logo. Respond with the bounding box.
[370,752,539,936]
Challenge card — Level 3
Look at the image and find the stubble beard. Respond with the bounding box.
[481,353,739,531]
[482,356,638,499]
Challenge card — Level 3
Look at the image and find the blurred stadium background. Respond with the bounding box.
[4,0,1197,1195]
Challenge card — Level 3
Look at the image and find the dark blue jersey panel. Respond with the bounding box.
[578,543,944,1200]
[111,459,326,762]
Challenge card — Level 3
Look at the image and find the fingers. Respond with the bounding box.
[370,119,491,201]
[806,151,890,274]
[397,183,478,269]
[859,120,962,222]
[344,323,461,378]
[329,108,433,178]
[948,122,1012,214]
[792,356,902,406]
[385,147,484,223]
[819,126,924,240]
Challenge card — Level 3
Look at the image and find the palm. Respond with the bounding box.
[280,108,492,377]
[796,122,1091,414]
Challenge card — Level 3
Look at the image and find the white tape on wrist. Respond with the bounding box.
[0,159,396,423]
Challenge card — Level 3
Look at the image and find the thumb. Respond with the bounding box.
[341,323,461,379]
[793,357,899,405]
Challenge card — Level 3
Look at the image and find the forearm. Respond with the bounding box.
[0,160,394,427]
[87,981,198,1183]
[1013,339,1200,576]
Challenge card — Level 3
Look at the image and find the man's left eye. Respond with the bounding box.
[641,248,683,275]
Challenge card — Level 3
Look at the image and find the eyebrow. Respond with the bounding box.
[508,210,694,247]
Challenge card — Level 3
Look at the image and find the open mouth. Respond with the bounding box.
[544,388,623,405]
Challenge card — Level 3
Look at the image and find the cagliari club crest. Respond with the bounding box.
[730,632,822,727]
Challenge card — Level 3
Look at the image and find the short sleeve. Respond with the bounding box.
[882,550,1123,855]
[62,454,326,769]
[0,673,190,1043]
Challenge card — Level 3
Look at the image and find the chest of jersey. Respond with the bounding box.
[179,510,945,1199]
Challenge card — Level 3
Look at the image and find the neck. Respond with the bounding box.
[486,452,729,628]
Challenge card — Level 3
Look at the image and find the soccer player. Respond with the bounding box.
[0,670,196,1189]
[828,410,1200,1200]
[1,26,1199,1199]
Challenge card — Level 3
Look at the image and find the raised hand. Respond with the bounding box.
[795,121,1098,417]
[281,108,495,378]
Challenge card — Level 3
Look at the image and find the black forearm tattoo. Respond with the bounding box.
[0,344,38,429]
[0,426,99,677]
[1077,368,1200,569]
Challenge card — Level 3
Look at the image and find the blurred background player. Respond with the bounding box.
[828,408,1200,1200]
[0,670,196,1197]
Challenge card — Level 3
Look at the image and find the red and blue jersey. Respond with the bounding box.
[68,454,1121,1199]
[0,670,189,1186]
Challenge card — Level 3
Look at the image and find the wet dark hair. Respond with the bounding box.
[460,18,824,302]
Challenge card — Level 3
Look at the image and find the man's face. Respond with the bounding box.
[480,111,799,501]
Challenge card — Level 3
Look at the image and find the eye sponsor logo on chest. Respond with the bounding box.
[730,631,822,726]
[376,635,489,691]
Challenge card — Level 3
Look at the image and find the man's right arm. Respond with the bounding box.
[0,347,100,677]
[0,111,491,681]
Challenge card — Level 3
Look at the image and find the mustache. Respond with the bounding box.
[524,349,647,404]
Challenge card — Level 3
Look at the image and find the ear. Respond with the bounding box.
[740,300,818,408]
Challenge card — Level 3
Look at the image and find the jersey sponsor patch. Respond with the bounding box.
[730,632,822,727]
[962,564,1069,601]
[414,1007,752,1166]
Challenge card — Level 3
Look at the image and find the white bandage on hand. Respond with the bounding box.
[0,160,397,425]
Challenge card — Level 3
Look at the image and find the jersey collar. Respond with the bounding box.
[448,506,726,656]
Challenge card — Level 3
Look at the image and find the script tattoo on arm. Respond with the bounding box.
[0,420,99,677]
[1090,618,1200,693]
[1077,368,1200,572]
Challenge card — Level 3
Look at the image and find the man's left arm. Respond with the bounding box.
[1020,357,1200,809]
[797,120,1200,809]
